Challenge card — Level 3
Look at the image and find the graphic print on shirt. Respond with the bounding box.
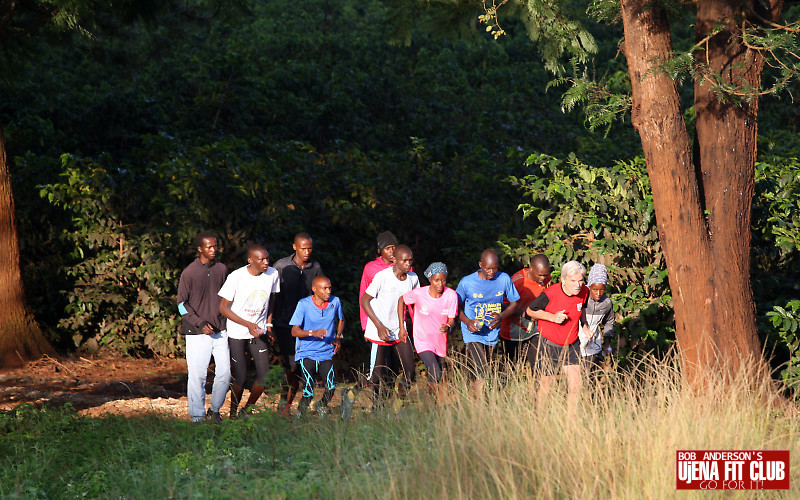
[243,290,269,317]
[473,302,502,323]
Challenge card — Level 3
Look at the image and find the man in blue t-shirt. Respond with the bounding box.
[290,276,344,417]
[456,249,520,393]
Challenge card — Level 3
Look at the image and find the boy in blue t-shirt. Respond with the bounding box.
[290,276,345,417]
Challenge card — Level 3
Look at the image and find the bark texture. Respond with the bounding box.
[620,0,781,386]
[0,125,55,367]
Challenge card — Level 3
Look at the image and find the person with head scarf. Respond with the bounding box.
[579,263,615,375]
[398,262,459,387]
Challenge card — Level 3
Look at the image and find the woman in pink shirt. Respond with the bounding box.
[398,262,458,385]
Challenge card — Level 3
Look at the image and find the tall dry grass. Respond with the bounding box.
[332,353,799,499]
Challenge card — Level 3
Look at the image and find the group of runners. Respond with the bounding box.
[177,230,615,422]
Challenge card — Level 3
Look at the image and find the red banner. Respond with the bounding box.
[676,450,790,490]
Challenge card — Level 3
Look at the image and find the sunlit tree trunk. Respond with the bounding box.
[0,125,55,367]
[620,0,780,387]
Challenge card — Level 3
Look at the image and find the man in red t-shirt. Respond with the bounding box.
[500,254,551,365]
[527,260,589,414]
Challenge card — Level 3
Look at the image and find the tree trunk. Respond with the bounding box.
[619,0,776,387]
[0,124,55,367]
[693,0,783,377]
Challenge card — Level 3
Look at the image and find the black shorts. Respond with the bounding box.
[465,343,494,379]
[536,337,581,376]
[273,326,297,371]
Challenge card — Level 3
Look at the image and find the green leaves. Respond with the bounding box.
[502,152,672,356]
[764,300,800,389]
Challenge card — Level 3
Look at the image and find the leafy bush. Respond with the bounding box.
[33,134,526,358]
[501,152,673,356]
[764,300,800,390]
[752,153,800,270]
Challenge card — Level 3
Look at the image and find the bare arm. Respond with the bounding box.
[264,293,276,343]
[397,297,410,343]
[527,308,568,324]
[526,292,567,324]
[458,309,481,333]
[220,298,263,337]
[360,292,391,341]
[291,324,326,338]
[334,318,345,354]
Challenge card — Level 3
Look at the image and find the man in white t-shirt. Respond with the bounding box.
[359,244,419,404]
[219,244,280,418]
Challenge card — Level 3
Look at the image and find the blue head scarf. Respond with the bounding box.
[424,262,448,279]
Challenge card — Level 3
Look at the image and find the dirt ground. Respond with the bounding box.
[0,353,229,419]
[0,353,368,420]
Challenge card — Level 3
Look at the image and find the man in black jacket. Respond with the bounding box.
[273,232,324,410]
[177,231,230,422]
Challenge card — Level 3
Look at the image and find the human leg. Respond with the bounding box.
[465,342,489,378]
[562,342,583,416]
[243,336,270,410]
[563,364,583,416]
[228,338,249,416]
[318,359,336,407]
[417,350,443,384]
[536,338,563,411]
[366,344,389,404]
[296,357,317,414]
[502,337,521,366]
[393,340,417,397]
[208,331,231,414]
[527,336,542,374]
[465,343,492,396]
[186,334,212,422]
[274,326,300,404]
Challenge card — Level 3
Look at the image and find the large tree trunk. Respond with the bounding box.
[620,0,777,387]
[693,0,783,377]
[0,124,55,367]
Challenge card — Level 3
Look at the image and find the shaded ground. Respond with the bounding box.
[0,353,373,420]
[0,354,194,418]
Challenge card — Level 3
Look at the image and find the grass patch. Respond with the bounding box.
[2,355,798,498]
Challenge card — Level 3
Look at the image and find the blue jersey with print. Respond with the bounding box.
[290,296,343,362]
[456,271,520,346]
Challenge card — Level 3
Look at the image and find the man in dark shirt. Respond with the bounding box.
[177,231,230,422]
[273,232,324,410]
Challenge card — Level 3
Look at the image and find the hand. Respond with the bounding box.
[266,328,276,344]
[247,322,263,338]
[485,312,501,329]
[579,325,591,342]
[201,324,216,335]
[552,310,568,324]
[312,329,327,339]
[334,338,342,354]
[398,327,408,343]
[466,318,482,333]
[438,323,450,334]
[377,324,392,342]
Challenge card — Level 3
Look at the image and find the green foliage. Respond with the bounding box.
[752,152,800,270]
[502,152,674,355]
[0,400,414,498]
[29,133,526,358]
[2,0,645,359]
[764,300,800,390]
[504,144,800,367]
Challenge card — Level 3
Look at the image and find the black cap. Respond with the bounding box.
[376,231,398,250]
